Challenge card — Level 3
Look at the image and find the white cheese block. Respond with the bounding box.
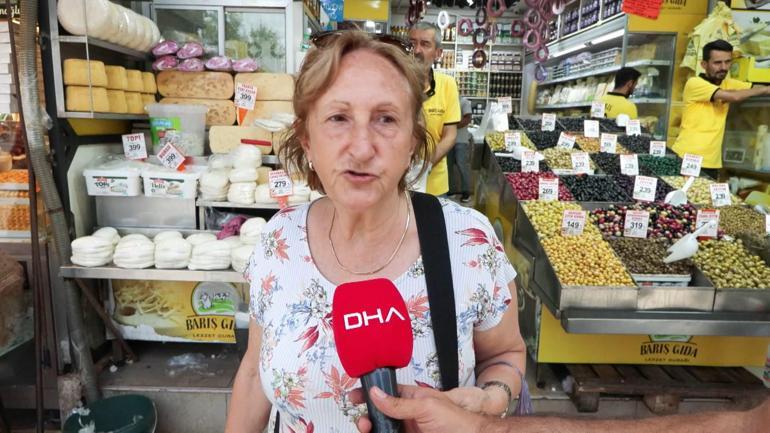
[239,100,294,130]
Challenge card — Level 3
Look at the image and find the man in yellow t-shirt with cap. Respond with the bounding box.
[409,22,461,196]
[672,39,770,179]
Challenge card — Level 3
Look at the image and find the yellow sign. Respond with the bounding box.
[343,0,389,22]
[110,280,244,343]
[538,306,770,366]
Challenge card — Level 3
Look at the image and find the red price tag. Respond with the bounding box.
[561,210,586,236]
[122,133,147,160]
[157,142,185,171]
[622,0,663,20]
[235,83,257,110]
[269,169,293,198]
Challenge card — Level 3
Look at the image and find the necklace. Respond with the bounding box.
[328,190,411,276]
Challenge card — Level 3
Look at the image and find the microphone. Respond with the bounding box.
[332,278,413,433]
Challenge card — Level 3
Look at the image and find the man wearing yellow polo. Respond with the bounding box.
[601,67,641,120]
[673,40,770,178]
[409,22,461,196]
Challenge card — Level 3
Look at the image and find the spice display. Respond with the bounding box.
[661,176,742,206]
[543,148,597,170]
[718,205,766,236]
[496,156,552,173]
[561,175,631,202]
[638,155,681,177]
[486,130,537,152]
[522,200,601,239]
[505,173,573,201]
[524,131,562,149]
[608,238,692,275]
[694,240,770,289]
[542,236,635,286]
[614,175,674,202]
[589,203,698,239]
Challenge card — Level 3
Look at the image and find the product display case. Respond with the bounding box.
[533,16,676,139]
[722,97,770,181]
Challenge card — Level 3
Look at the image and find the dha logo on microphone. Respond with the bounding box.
[343,307,407,330]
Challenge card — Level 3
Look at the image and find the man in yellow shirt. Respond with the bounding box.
[601,67,641,120]
[409,22,461,196]
[672,39,770,178]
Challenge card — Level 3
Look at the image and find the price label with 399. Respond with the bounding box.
[157,142,185,170]
[542,113,556,131]
[709,183,731,207]
[122,133,147,160]
[561,210,586,236]
[633,175,657,202]
[234,83,257,110]
[269,169,293,198]
[623,210,650,238]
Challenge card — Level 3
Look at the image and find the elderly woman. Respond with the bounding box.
[225,31,527,433]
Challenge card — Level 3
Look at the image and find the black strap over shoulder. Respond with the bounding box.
[410,192,459,391]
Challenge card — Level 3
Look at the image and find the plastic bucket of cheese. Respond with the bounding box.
[141,162,205,199]
[83,155,145,196]
[146,103,207,157]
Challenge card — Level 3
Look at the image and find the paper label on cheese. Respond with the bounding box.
[122,133,147,160]
[234,83,257,110]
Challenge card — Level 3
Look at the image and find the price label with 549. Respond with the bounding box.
[623,210,650,238]
[122,133,147,160]
[157,142,185,170]
[269,169,293,198]
[561,210,586,236]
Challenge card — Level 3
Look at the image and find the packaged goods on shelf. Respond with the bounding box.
[156,71,234,100]
[660,176,742,206]
[147,103,207,156]
[82,155,145,196]
[199,170,229,201]
[66,86,110,112]
[154,238,191,269]
[141,164,205,199]
[188,240,231,270]
[694,240,770,289]
[160,98,236,126]
[113,236,155,269]
[70,235,114,267]
[93,227,120,245]
[542,236,635,287]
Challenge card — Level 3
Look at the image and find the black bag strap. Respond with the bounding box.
[410,192,459,391]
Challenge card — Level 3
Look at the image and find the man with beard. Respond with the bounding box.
[672,39,770,179]
[601,67,641,120]
[409,22,461,196]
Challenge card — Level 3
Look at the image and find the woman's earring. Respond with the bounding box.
[308,160,314,171]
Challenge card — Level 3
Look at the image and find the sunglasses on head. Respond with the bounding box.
[310,30,414,55]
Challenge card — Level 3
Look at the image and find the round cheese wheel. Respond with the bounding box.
[114,8,134,47]
[57,0,112,38]
[240,217,266,245]
[254,184,278,204]
[229,168,258,183]
[187,233,217,246]
[120,233,151,244]
[153,230,183,243]
[92,227,120,245]
[128,13,147,51]
[231,245,254,273]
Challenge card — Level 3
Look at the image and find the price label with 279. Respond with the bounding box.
[623,209,650,238]
[269,169,293,198]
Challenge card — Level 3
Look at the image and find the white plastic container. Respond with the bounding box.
[83,156,144,196]
[147,103,207,156]
[142,163,205,199]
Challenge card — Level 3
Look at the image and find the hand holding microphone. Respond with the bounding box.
[333,279,414,433]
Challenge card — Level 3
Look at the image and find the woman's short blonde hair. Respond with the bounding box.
[279,31,432,193]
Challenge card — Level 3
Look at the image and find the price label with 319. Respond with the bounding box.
[542,113,556,131]
[623,210,650,238]
[561,210,586,236]
[234,83,257,110]
[157,142,185,170]
[538,177,558,201]
[122,133,147,160]
[709,183,731,207]
[633,175,657,202]
[269,169,293,198]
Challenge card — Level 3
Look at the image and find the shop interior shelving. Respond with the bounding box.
[60,265,246,283]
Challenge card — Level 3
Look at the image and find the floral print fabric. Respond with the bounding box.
[246,199,517,432]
